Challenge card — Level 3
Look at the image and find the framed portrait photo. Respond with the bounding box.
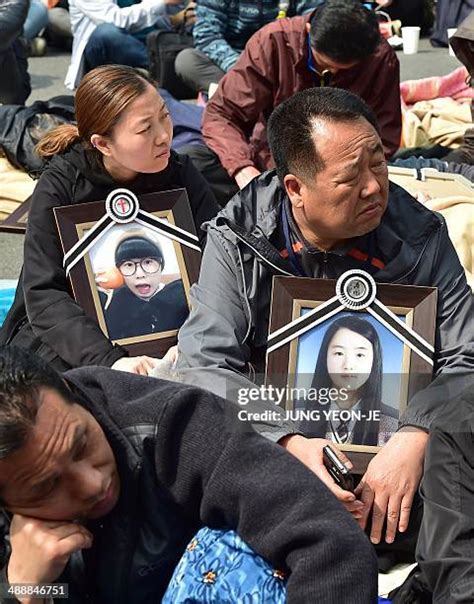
[266,275,437,473]
[54,188,201,357]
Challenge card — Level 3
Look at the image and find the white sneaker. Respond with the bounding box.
[28,37,47,57]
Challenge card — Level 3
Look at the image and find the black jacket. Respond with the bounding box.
[104,279,189,340]
[1,368,378,603]
[0,146,218,370]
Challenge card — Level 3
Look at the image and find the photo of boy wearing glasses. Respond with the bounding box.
[103,232,189,340]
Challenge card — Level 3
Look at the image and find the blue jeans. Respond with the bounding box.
[23,0,49,40]
[83,23,149,72]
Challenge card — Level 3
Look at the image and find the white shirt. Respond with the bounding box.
[65,0,167,89]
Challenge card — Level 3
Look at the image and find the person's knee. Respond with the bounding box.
[87,23,124,50]
[24,0,49,39]
[175,47,200,79]
[84,23,124,66]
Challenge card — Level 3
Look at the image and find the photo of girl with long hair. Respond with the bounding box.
[299,315,398,446]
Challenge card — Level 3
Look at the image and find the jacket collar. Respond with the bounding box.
[295,11,316,69]
[209,171,443,282]
[48,144,185,190]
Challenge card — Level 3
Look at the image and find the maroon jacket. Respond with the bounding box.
[202,14,402,177]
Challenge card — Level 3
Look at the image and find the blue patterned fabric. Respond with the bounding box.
[0,288,16,328]
[162,527,287,603]
[194,0,323,72]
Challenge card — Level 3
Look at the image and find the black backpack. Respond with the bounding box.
[146,28,195,100]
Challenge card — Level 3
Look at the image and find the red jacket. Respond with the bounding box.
[203,14,402,177]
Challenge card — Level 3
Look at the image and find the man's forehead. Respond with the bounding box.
[0,390,81,485]
[0,422,84,489]
[310,116,379,139]
[310,117,383,161]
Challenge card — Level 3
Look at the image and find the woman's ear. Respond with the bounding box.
[284,174,305,209]
[90,134,111,157]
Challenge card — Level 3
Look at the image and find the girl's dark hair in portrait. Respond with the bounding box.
[305,315,383,446]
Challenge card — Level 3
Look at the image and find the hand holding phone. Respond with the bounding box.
[322,445,354,493]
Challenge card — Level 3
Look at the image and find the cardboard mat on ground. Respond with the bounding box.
[389,166,474,290]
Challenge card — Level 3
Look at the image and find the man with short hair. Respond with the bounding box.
[177,87,474,549]
[0,345,377,603]
[184,0,401,205]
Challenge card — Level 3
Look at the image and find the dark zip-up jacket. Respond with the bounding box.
[1,367,378,603]
[177,171,474,432]
[0,146,218,370]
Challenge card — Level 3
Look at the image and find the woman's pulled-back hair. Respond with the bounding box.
[36,65,157,160]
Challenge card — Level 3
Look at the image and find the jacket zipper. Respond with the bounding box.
[322,252,328,279]
[4,317,28,345]
[230,229,293,276]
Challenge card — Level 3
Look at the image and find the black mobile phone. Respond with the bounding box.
[322,445,354,492]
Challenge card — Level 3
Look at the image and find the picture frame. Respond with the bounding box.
[266,275,437,473]
[0,197,30,234]
[54,188,201,357]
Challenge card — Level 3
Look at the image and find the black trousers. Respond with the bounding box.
[0,39,30,105]
[174,48,226,94]
[417,393,474,603]
[180,144,239,208]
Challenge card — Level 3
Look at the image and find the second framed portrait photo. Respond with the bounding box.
[266,274,437,473]
[54,188,201,357]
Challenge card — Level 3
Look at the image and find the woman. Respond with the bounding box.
[301,315,398,446]
[103,232,188,340]
[0,64,218,375]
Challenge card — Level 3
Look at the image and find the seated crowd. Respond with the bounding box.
[0,1,473,603]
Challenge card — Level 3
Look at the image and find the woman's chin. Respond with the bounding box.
[152,152,171,172]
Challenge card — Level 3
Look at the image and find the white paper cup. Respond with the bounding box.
[448,28,457,57]
[401,26,421,55]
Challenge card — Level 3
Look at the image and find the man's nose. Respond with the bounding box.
[360,171,381,198]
